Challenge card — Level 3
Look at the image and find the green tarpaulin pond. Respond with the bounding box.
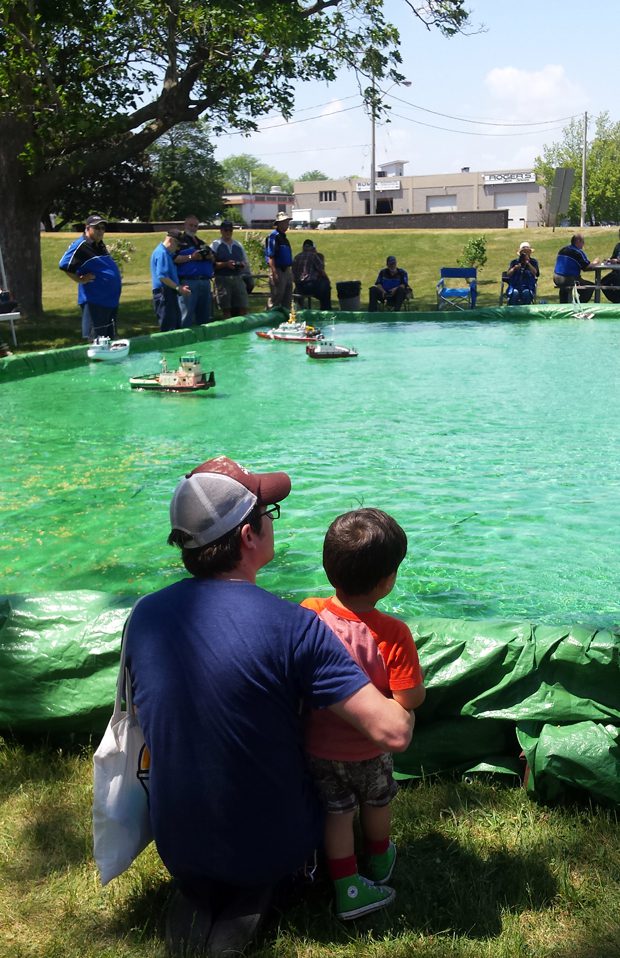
[1,592,618,807]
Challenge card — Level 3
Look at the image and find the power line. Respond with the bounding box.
[388,92,578,128]
[389,111,566,137]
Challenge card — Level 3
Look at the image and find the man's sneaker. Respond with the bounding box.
[334,873,395,920]
[365,841,397,884]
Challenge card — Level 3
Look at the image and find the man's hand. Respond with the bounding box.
[180,285,191,297]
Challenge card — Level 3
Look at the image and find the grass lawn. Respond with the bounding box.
[9,225,620,352]
[1,738,619,958]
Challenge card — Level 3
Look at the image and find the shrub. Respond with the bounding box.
[106,239,136,276]
[458,236,487,271]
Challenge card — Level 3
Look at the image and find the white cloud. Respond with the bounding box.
[485,64,587,123]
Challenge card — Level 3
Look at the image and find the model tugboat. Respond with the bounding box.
[256,301,323,342]
[129,351,215,392]
[87,336,130,361]
[306,340,358,360]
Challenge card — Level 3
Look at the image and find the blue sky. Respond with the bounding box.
[212,0,619,181]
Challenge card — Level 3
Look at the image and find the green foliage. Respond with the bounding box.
[105,238,136,276]
[457,235,487,271]
[48,154,155,229]
[297,170,329,181]
[221,154,294,194]
[240,230,267,275]
[149,122,225,221]
[535,113,620,226]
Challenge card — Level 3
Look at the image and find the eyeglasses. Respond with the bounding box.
[260,503,280,521]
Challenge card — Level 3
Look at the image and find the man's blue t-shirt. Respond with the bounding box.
[150,243,179,290]
[125,577,368,886]
[58,236,122,307]
[554,244,589,278]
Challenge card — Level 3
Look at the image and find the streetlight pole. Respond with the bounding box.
[369,78,411,218]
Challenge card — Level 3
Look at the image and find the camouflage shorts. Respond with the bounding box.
[308,753,397,814]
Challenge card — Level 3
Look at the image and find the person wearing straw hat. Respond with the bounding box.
[265,212,294,309]
[505,241,539,306]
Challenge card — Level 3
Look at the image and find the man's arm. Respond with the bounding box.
[393,685,426,712]
[329,683,414,753]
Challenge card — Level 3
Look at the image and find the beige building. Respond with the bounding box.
[294,162,546,229]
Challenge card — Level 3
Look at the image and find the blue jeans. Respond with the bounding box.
[178,277,213,326]
[152,286,182,332]
[507,287,535,306]
[80,302,118,339]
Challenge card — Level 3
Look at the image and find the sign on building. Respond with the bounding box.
[483,172,536,185]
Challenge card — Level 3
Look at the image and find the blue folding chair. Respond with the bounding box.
[436,267,477,310]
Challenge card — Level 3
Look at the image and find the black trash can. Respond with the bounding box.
[336,280,361,311]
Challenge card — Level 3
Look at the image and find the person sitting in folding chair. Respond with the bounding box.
[505,242,539,306]
[368,256,410,312]
[553,234,599,304]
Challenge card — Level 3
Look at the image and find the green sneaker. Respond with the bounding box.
[334,873,395,920]
[366,841,397,884]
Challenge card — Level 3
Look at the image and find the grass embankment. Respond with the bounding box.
[12,226,620,352]
[1,739,619,958]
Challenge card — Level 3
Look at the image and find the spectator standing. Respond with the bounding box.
[124,456,413,955]
[292,239,332,310]
[211,221,249,319]
[303,508,425,920]
[174,215,215,326]
[553,234,599,304]
[369,256,410,312]
[265,212,294,310]
[58,215,122,340]
[505,241,539,305]
[150,229,190,332]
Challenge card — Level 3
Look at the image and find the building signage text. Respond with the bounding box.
[356,180,401,193]
[483,172,536,185]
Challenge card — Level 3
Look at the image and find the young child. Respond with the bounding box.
[303,508,425,920]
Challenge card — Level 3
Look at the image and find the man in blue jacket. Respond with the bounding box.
[174,214,215,326]
[265,212,293,310]
[369,256,410,311]
[150,230,191,332]
[553,234,599,303]
[58,215,122,340]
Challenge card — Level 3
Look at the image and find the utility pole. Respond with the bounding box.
[369,74,376,218]
[580,111,588,228]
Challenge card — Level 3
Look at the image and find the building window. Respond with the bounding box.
[319,190,337,203]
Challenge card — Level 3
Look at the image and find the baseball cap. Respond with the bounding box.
[170,456,291,548]
[167,228,183,239]
[220,220,234,230]
[386,255,397,265]
[518,241,533,252]
[85,215,106,227]
[274,212,291,224]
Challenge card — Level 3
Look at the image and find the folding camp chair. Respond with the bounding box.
[436,267,477,311]
[0,244,19,346]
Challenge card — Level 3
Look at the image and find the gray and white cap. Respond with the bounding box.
[169,456,291,548]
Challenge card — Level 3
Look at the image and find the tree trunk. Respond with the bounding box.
[0,118,44,318]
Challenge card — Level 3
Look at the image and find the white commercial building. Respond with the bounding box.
[294,163,546,229]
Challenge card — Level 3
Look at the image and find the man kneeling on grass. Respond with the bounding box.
[124,457,413,955]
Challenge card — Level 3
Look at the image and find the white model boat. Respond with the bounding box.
[256,320,323,343]
[306,340,358,359]
[129,352,215,392]
[87,336,130,361]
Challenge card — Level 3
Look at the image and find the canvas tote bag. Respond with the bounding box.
[93,602,153,884]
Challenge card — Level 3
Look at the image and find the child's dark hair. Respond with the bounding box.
[322,508,407,596]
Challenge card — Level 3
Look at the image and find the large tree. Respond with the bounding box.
[534,113,620,226]
[221,154,294,194]
[149,122,225,221]
[0,0,472,316]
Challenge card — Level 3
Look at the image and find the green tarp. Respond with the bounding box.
[1,594,618,806]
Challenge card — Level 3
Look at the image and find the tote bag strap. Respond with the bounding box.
[113,598,144,719]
